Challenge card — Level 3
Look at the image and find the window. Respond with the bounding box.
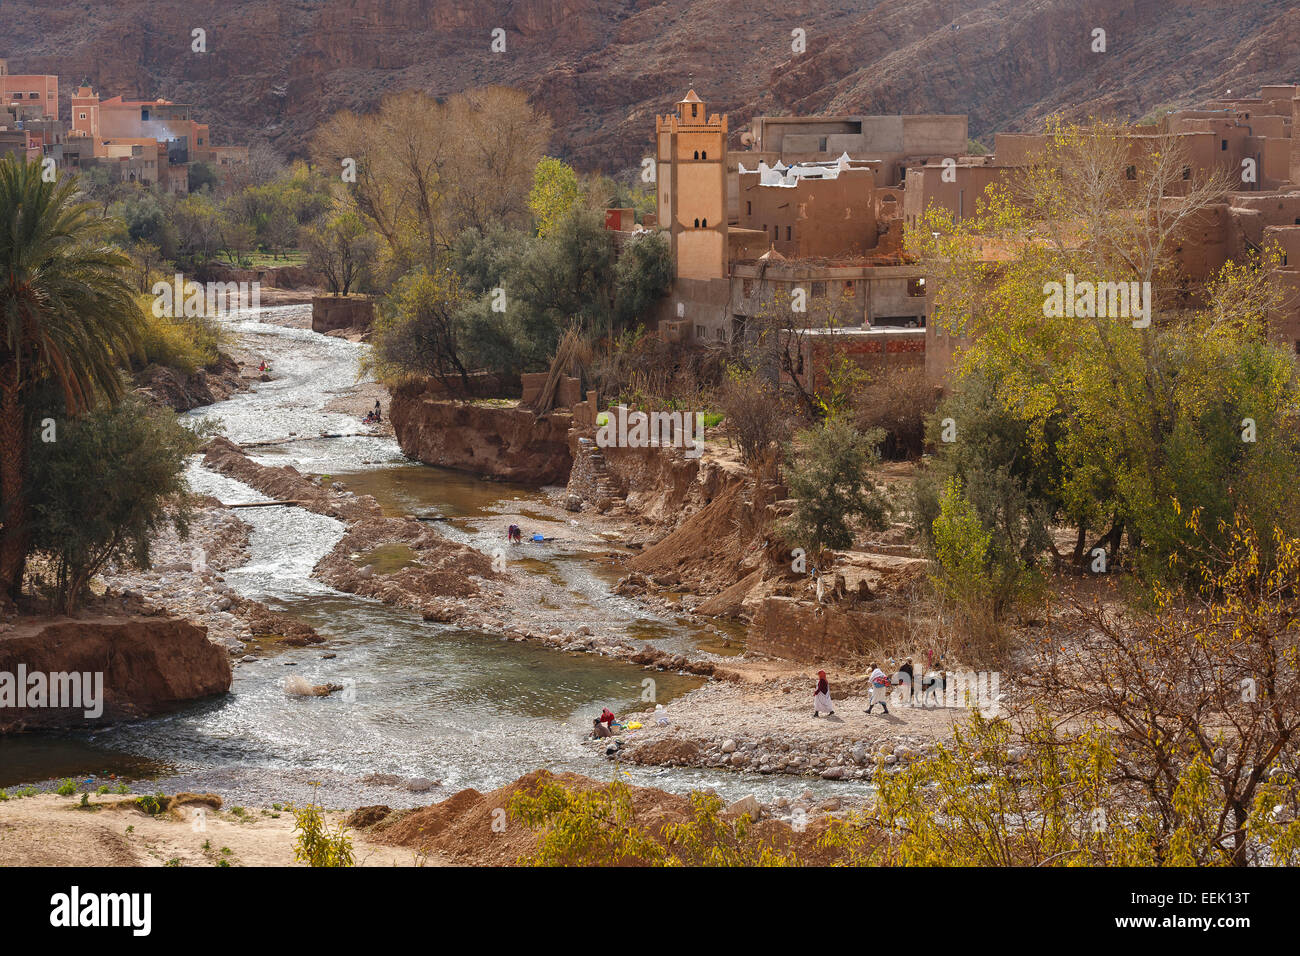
[693,218,700,227]
[141,108,150,121]
[695,324,705,338]
[701,151,707,160]
[843,281,855,297]
[715,328,724,341]
[746,201,751,215]
[1125,165,1137,180]
[742,279,754,297]
[78,112,86,120]
[28,92,38,99]
[1182,167,1191,180]
[811,281,826,298]
[818,137,827,151]
[1221,139,1228,151]
[773,225,778,239]
[785,226,791,240]
[693,150,699,159]
[691,104,698,118]
[907,278,927,297]
[702,218,708,227]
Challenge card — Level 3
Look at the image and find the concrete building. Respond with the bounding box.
[69,85,245,192]
[737,155,900,259]
[0,59,59,123]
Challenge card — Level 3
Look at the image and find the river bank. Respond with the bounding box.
[1,303,984,835]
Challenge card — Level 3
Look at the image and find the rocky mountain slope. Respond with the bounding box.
[3,0,1296,172]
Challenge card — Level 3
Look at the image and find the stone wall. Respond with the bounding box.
[389,385,573,484]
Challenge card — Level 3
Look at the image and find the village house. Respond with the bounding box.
[70,85,247,191]
[652,87,1300,390]
[652,91,931,389]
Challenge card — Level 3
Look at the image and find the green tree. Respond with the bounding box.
[28,394,204,611]
[778,418,888,564]
[0,158,143,602]
[612,230,673,331]
[366,267,472,393]
[528,157,579,238]
[510,205,616,356]
[301,211,378,295]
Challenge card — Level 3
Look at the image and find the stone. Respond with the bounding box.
[720,738,737,754]
[728,795,761,817]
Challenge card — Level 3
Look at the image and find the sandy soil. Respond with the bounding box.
[0,794,434,867]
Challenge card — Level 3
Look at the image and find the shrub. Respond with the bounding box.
[713,365,795,464]
[290,785,355,867]
[778,418,888,563]
[136,310,224,373]
[852,366,940,460]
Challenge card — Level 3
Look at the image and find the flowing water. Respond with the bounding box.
[1,305,867,807]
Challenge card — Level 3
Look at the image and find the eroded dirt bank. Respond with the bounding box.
[389,385,573,484]
[0,614,231,732]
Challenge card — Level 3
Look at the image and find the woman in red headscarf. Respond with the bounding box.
[813,671,834,718]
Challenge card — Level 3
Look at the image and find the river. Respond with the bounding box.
[0,305,868,808]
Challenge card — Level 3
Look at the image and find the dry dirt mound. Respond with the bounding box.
[627,481,769,596]
[202,437,382,523]
[367,769,841,866]
[313,515,494,618]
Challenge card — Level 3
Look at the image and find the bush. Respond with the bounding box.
[290,785,355,867]
[713,365,794,464]
[136,311,224,373]
[929,477,1005,651]
[853,366,940,460]
[778,418,888,563]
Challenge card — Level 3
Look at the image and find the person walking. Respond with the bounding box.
[813,670,835,718]
[866,664,891,715]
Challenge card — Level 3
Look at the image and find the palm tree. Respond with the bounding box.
[0,156,143,604]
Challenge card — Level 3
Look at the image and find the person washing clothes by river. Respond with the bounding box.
[812,670,834,718]
[866,664,891,715]
[507,524,523,544]
[598,707,623,732]
[373,400,382,422]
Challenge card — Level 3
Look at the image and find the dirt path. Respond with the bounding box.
[0,794,436,867]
